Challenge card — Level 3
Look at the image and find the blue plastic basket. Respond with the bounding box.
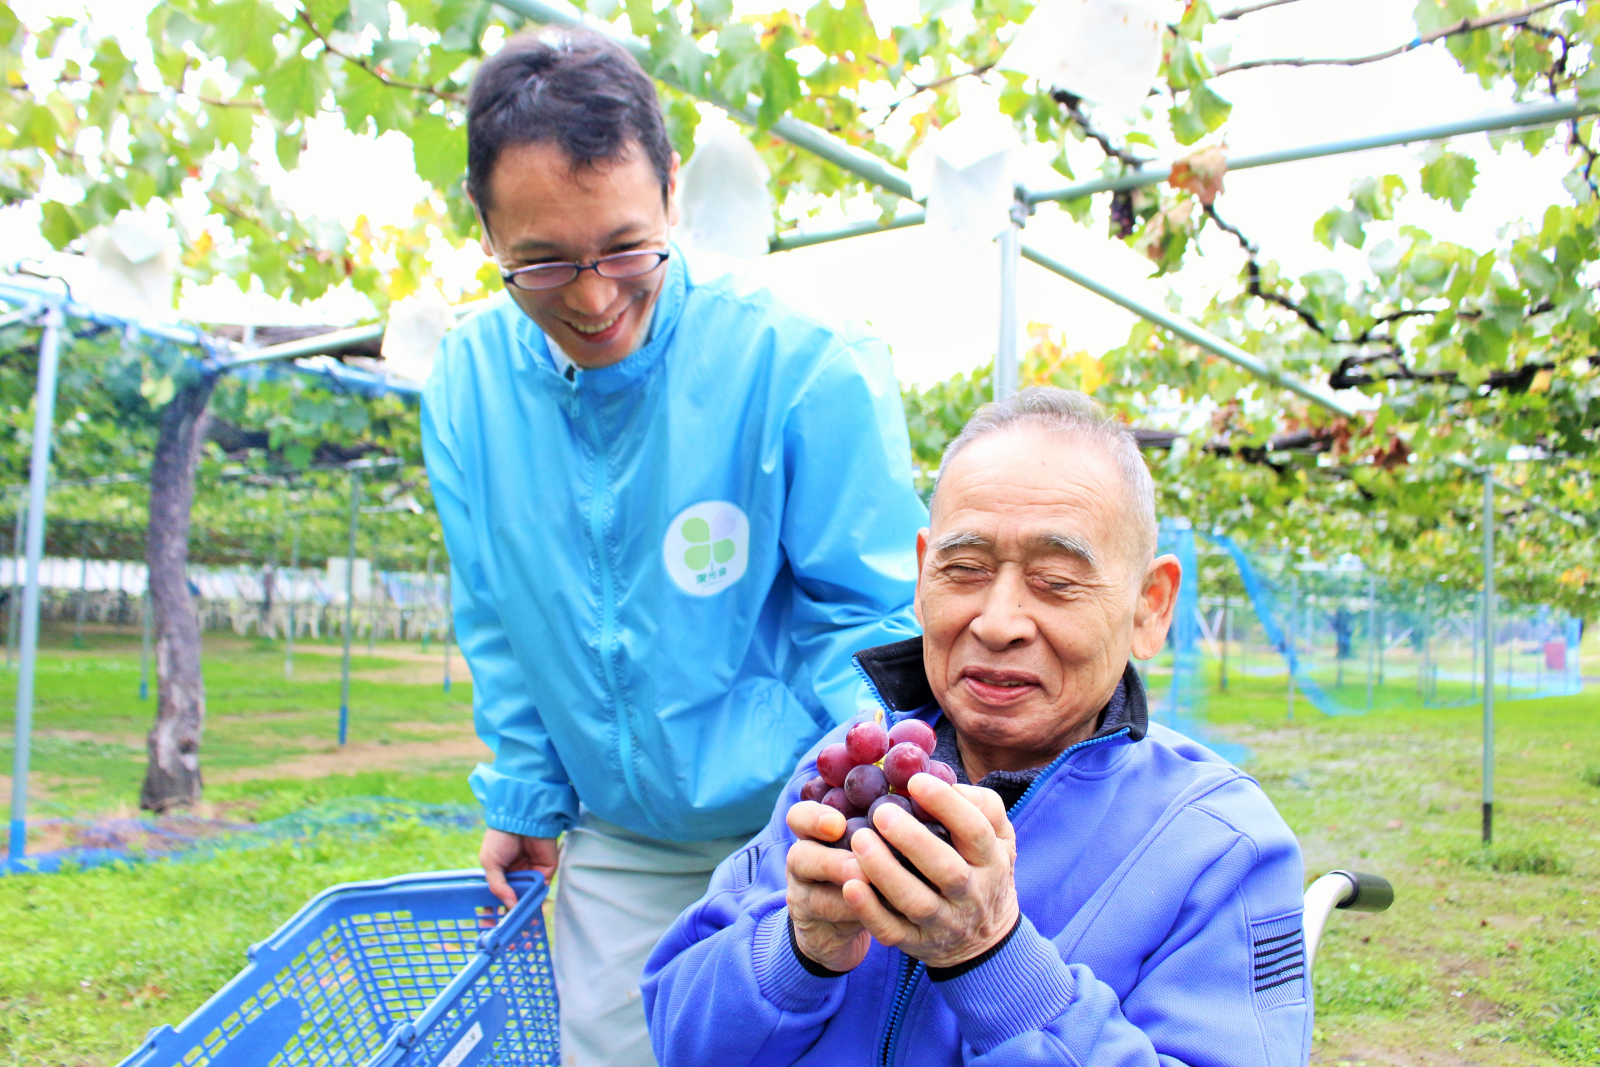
[117,869,559,1067]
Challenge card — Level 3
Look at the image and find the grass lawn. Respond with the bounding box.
[0,620,1596,1065]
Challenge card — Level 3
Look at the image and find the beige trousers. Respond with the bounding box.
[552,809,750,1067]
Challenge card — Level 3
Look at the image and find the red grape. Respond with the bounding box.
[921,820,952,846]
[821,787,858,820]
[817,743,854,788]
[883,742,929,792]
[887,719,936,756]
[868,794,912,825]
[926,760,957,786]
[800,775,830,803]
[844,763,889,809]
[831,816,871,850]
[845,720,890,764]
[909,794,933,821]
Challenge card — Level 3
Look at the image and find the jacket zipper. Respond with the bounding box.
[874,724,1131,1067]
[582,402,645,815]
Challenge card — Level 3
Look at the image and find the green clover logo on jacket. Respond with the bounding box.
[664,502,749,597]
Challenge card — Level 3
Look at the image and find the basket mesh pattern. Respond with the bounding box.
[402,907,558,1065]
[164,895,554,1066]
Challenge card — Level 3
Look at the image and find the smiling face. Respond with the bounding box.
[914,427,1181,779]
[477,140,679,369]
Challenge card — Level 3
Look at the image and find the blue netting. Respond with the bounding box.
[1147,521,1248,764]
[1200,534,1583,716]
[2,798,481,877]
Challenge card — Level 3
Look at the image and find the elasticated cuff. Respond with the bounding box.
[931,916,1076,1054]
[751,908,849,1014]
[482,809,573,839]
[927,914,1023,982]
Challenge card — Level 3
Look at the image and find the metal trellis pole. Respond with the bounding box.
[73,552,88,648]
[339,470,359,747]
[423,548,435,651]
[6,499,23,670]
[286,518,299,678]
[443,565,453,694]
[1366,574,1377,712]
[1286,576,1297,723]
[1482,472,1495,845]
[995,198,1025,400]
[367,553,377,657]
[9,307,64,865]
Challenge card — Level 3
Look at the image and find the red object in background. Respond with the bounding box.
[1544,641,1567,671]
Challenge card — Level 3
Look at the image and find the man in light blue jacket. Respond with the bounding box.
[643,388,1311,1066]
[421,29,925,1067]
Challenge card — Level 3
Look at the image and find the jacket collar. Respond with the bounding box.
[853,636,1148,743]
[513,243,689,397]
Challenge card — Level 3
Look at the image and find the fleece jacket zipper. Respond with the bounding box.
[875,725,1131,1067]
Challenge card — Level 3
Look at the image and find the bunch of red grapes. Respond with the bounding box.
[798,717,957,867]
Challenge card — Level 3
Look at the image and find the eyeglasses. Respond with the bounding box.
[500,249,671,292]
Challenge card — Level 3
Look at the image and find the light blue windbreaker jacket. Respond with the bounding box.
[420,250,927,843]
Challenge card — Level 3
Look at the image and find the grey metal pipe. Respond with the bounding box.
[339,470,360,746]
[8,306,64,863]
[285,519,299,679]
[1481,472,1495,845]
[6,499,23,670]
[996,217,1022,400]
[1020,244,1356,416]
[1026,99,1598,205]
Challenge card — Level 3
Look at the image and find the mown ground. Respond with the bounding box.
[0,620,1595,1065]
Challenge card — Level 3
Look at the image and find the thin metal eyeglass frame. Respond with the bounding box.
[500,249,671,292]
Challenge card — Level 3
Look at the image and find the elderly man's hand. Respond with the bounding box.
[785,800,874,973]
[841,774,1019,970]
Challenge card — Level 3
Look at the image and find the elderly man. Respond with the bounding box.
[642,387,1309,1066]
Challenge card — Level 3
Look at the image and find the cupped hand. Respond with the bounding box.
[480,829,561,909]
[841,775,1019,970]
[785,800,873,973]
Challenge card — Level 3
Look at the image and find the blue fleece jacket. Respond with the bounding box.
[643,639,1311,1067]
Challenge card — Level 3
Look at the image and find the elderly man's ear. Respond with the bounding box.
[1130,554,1183,661]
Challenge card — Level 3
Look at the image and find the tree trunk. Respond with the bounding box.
[140,373,218,813]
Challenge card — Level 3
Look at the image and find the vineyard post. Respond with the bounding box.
[6,499,22,670]
[443,564,453,694]
[73,552,88,648]
[8,306,63,864]
[1286,575,1297,723]
[339,469,359,747]
[286,517,299,678]
[1482,472,1495,845]
[995,197,1025,401]
[1366,574,1376,711]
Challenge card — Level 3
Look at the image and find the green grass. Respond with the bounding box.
[1,622,1596,1064]
[1192,661,1600,1064]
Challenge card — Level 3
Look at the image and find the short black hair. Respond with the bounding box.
[466,30,673,212]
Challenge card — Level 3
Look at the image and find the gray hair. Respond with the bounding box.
[932,386,1158,566]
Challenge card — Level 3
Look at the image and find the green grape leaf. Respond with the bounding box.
[1168,86,1231,146]
[411,112,466,192]
[337,71,412,136]
[262,55,331,123]
[205,0,280,71]
[39,200,80,249]
[1419,147,1477,211]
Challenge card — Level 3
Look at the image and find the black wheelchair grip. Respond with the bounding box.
[1331,870,1394,913]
